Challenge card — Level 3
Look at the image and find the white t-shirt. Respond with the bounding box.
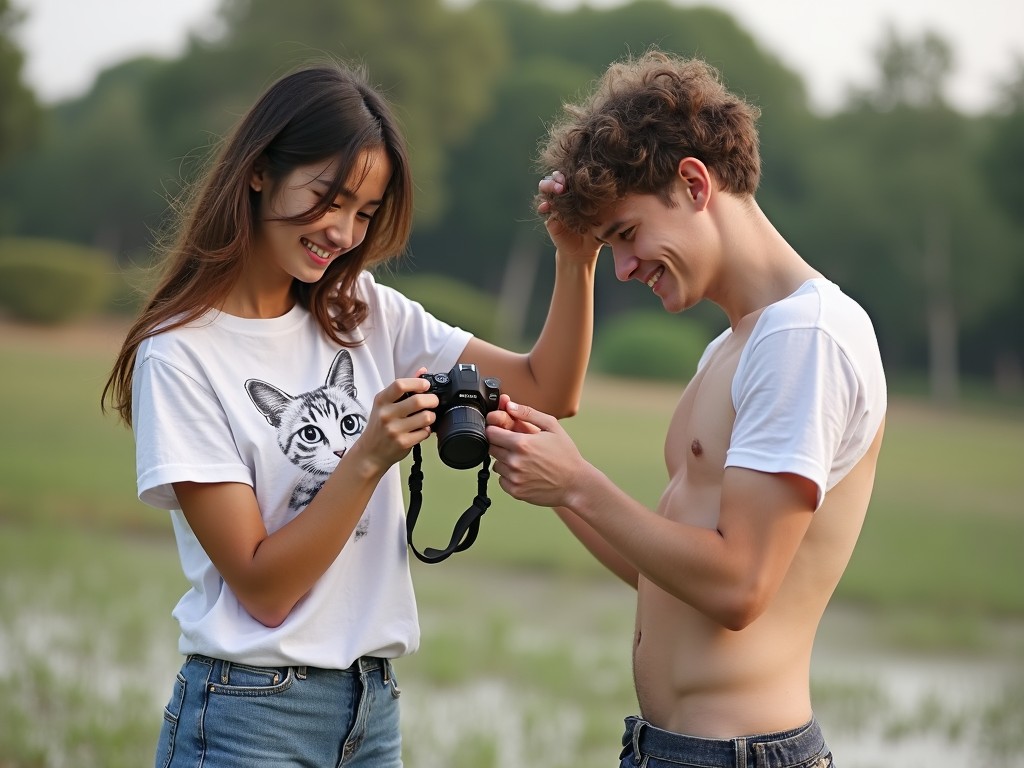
[699,278,886,508]
[132,271,472,668]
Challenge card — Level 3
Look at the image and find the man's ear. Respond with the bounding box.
[676,157,711,211]
[250,156,267,193]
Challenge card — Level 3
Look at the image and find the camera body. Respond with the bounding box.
[419,363,501,469]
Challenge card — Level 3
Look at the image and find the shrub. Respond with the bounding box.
[0,238,116,324]
[593,310,711,382]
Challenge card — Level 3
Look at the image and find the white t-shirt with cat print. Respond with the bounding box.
[133,271,472,669]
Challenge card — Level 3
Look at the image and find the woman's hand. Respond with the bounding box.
[538,171,602,265]
[347,370,438,477]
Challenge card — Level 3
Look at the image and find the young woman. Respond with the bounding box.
[102,62,599,767]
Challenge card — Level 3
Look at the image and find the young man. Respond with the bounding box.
[485,50,886,768]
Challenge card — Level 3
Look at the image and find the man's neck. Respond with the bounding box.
[707,198,820,328]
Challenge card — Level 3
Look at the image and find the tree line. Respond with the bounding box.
[1,0,1022,399]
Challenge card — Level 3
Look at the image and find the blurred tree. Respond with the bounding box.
[849,24,954,110]
[797,29,1019,400]
[141,0,508,223]
[482,0,814,221]
[1,0,507,260]
[415,0,814,343]
[406,54,591,347]
[2,0,1020,392]
[0,58,170,257]
[972,57,1024,391]
[408,55,588,273]
[0,0,41,166]
[980,56,1024,221]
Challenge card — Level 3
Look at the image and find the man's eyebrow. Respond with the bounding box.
[597,220,624,243]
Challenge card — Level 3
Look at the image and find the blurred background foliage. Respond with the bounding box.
[0,0,1022,395]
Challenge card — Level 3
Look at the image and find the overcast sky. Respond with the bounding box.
[13,0,1024,113]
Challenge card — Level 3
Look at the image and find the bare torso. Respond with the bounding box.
[632,313,884,737]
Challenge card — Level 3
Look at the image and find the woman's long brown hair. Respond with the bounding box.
[102,62,414,426]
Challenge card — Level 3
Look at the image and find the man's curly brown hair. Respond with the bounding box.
[537,49,762,233]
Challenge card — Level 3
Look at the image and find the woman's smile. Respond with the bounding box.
[301,237,338,266]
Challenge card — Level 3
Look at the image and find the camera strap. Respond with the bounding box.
[405,442,492,564]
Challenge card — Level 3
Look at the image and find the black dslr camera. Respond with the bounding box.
[419,363,501,469]
[403,363,501,563]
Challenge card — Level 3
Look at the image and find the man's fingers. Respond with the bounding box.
[504,400,558,431]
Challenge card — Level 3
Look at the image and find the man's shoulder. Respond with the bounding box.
[759,278,875,339]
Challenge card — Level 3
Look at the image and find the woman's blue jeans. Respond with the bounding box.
[155,654,402,767]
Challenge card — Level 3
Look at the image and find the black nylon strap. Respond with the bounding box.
[405,443,492,564]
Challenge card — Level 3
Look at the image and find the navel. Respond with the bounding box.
[691,439,703,457]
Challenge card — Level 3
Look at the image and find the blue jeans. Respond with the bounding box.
[155,655,402,767]
[619,715,834,768]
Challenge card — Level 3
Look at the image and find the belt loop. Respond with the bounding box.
[735,736,747,768]
[220,660,231,685]
[385,659,401,698]
[295,666,307,680]
[632,718,646,758]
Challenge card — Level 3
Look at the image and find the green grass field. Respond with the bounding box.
[1,321,1023,766]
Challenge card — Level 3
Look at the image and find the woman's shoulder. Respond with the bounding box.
[354,270,422,316]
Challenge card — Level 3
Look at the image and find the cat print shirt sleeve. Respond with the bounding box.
[132,304,326,519]
[133,337,252,511]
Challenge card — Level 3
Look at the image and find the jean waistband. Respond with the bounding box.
[626,715,825,767]
[187,654,389,679]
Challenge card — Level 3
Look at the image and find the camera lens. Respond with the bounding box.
[435,405,488,469]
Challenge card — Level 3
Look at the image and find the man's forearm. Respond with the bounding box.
[554,504,638,588]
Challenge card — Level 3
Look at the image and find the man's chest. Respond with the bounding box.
[664,327,756,482]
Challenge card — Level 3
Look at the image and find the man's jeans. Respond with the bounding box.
[619,715,834,768]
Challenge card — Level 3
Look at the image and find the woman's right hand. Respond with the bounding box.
[538,170,602,264]
[347,373,439,477]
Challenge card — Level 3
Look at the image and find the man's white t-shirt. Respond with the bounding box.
[132,271,472,668]
[699,278,886,508]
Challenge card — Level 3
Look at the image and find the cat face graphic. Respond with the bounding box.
[245,350,369,523]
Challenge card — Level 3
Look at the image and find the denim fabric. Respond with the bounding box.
[155,655,402,767]
[619,715,833,768]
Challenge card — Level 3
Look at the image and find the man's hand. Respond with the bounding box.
[486,396,589,509]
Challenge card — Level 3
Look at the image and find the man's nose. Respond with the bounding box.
[612,248,637,282]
